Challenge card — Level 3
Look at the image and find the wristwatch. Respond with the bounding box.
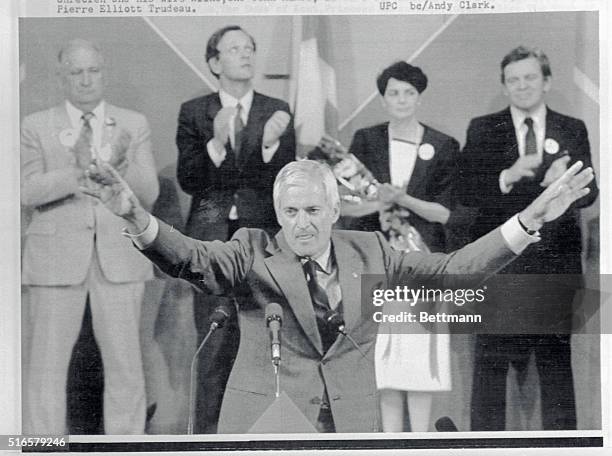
[517,215,539,236]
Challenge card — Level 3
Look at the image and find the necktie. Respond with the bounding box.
[303,259,337,352]
[524,117,537,156]
[73,112,94,167]
[233,103,245,160]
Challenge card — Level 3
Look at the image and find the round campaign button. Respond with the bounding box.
[98,144,113,162]
[59,128,78,148]
[418,143,435,161]
[544,138,560,155]
[104,117,117,127]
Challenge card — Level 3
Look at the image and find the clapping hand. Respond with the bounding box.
[262,111,291,148]
[377,183,404,205]
[519,160,594,230]
[213,107,237,147]
[540,155,570,188]
[104,127,132,173]
[504,154,541,187]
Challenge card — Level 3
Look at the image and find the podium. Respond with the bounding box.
[248,391,317,433]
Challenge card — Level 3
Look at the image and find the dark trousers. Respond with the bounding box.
[193,293,240,434]
[192,220,241,434]
[67,297,104,434]
[470,334,576,431]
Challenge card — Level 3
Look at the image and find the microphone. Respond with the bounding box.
[265,303,283,366]
[325,310,347,335]
[188,305,232,434]
[435,416,458,432]
[209,305,231,330]
[324,310,370,361]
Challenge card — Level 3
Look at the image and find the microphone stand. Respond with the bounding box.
[274,363,280,398]
[187,321,221,435]
[326,311,372,362]
[341,330,370,361]
[266,306,283,398]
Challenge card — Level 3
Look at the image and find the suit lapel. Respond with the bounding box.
[406,125,433,196]
[51,104,76,155]
[497,108,519,161]
[105,102,117,122]
[370,124,391,183]
[542,108,565,168]
[52,104,72,129]
[205,93,222,124]
[331,233,364,333]
[264,232,323,354]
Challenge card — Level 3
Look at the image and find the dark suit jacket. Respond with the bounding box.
[176,91,296,240]
[348,122,459,252]
[458,107,598,331]
[142,220,517,433]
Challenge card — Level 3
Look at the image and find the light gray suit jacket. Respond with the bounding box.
[143,219,517,433]
[21,102,159,286]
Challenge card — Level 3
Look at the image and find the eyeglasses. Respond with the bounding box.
[219,45,255,56]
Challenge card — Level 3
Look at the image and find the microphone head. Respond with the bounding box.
[434,416,458,432]
[324,309,345,330]
[265,303,283,326]
[209,305,231,328]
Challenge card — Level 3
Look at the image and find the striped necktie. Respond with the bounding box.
[524,117,537,156]
[73,112,94,166]
[303,258,337,352]
[234,103,245,159]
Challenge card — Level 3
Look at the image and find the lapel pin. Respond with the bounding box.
[59,128,78,148]
[418,143,435,161]
[544,138,560,155]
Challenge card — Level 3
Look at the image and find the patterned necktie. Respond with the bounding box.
[233,103,245,160]
[303,259,336,352]
[73,112,94,166]
[524,117,537,156]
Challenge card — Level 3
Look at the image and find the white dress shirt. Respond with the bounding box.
[65,100,106,154]
[510,103,547,159]
[388,123,423,188]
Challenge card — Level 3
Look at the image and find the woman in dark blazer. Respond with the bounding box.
[344,61,459,432]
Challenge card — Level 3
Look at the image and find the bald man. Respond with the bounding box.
[21,39,159,434]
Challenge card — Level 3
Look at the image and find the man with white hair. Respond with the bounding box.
[83,159,592,433]
[21,39,159,434]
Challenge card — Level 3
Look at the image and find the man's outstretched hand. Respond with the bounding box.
[519,160,594,231]
[80,160,150,232]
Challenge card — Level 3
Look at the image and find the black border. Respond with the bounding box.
[23,437,604,452]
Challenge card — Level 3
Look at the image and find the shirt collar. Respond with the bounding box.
[219,89,254,114]
[510,103,546,131]
[301,242,333,275]
[388,118,423,145]
[65,100,105,129]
